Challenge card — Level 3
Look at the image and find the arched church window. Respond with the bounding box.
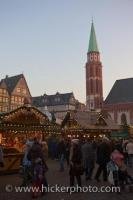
[90,79,93,93]
[121,113,127,125]
[94,55,97,61]
[90,67,93,76]
[96,68,98,76]
[96,79,99,93]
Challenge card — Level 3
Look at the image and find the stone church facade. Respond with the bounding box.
[104,78,133,125]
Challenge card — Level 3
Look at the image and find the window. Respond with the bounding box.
[96,79,99,93]
[2,97,5,102]
[3,89,7,94]
[11,105,16,110]
[96,68,99,76]
[5,98,8,103]
[2,107,8,112]
[22,89,26,94]
[11,96,15,103]
[90,102,94,109]
[121,113,127,125]
[90,79,93,93]
[0,97,2,102]
[0,89,2,94]
[43,98,47,103]
[17,87,21,93]
[15,96,18,102]
[94,55,97,61]
[0,97,8,103]
[70,97,75,103]
[18,97,21,103]
[55,97,60,102]
[90,67,93,76]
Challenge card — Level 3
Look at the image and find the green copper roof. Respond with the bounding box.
[88,22,99,53]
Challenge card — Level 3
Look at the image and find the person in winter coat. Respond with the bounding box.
[111,149,133,186]
[21,141,32,186]
[57,138,66,171]
[32,158,45,198]
[65,140,71,166]
[69,139,83,187]
[95,137,111,182]
[126,139,133,168]
[41,141,48,161]
[0,144,4,168]
[82,139,95,180]
[27,138,44,164]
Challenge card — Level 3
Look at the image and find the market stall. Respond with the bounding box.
[61,111,120,139]
[0,105,61,174]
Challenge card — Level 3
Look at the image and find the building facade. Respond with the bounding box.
[104,78,133,125]
[32,92,85,120]
[0,74,31,113]
[85,22,103,111]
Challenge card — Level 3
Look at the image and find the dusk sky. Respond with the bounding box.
[0,0,133,103]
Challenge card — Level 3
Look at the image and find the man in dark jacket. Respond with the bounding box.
[0,144,4,167]
[82,139,95,180]
[57,138,66,171]
[27,138,45,166]
[69,139,83,187]
[95,137,111,182]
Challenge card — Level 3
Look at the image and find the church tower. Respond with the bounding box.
[86,22,103,111]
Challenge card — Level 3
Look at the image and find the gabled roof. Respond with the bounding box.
[105,78,133,104]
[0,74,24,94]
[32,92,75,107]
[0,105,49,125]
[0,80,8,90]
[88,22,99,53]
[61,110,119,130]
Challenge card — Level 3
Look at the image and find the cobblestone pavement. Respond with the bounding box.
[0,160,133,200]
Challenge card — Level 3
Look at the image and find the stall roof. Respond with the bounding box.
[61,110,119,131]
[0,105,61,132]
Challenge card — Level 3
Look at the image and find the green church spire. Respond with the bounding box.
[88,22,99,53]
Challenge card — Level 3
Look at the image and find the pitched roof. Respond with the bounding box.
[0,74,24,94]
[88,22,99,53]
[32,92,75,107]
[61,110,119,130]
[105,78,133,104]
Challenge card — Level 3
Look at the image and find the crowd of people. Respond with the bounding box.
[0,136,133,198]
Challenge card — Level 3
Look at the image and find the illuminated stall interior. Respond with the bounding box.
[0,105,61,152]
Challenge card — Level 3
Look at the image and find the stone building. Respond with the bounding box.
[85,22,103,111]
[0,74,31,112]
[32,92,85,120]
[104,78,133,125]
